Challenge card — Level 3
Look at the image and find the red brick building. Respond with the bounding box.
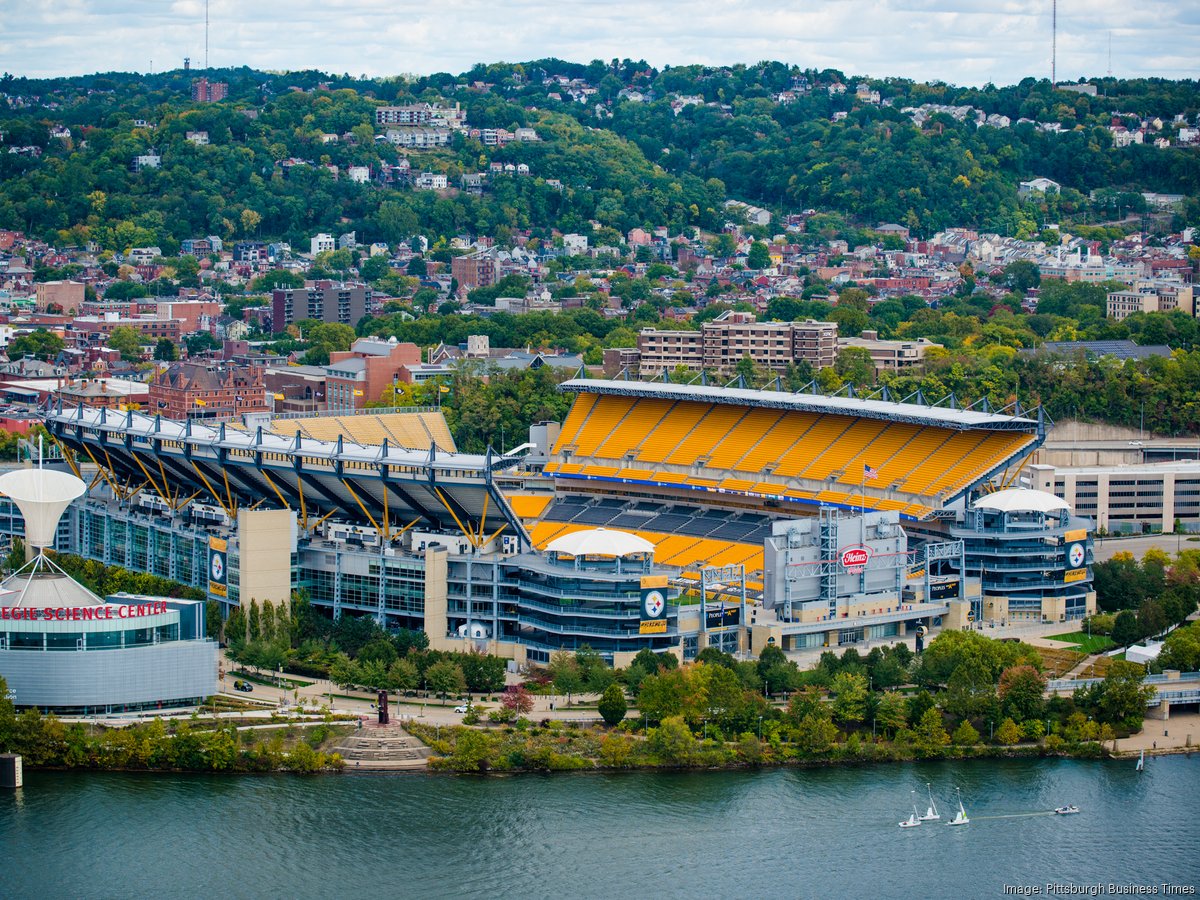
[325,338,422,411]
[149,361,268,420]
[450,254,496,292]
[191,78,228,102]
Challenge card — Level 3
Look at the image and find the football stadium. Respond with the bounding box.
[40,375,1095,664]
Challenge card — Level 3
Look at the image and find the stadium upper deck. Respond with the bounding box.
[544,379,1046,521]
[44,402,529,547]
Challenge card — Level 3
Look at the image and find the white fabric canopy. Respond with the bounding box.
[973,488,1069,515]
[546,528,656,558]
[0,469,87,549]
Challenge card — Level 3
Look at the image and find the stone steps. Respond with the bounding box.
[333,724,431,769]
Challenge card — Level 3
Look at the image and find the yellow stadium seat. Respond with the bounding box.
[570,395,638,457]
[733,410,821,474]
[664,404,746,466]
[593,398,674,460]
[796,418,888,481]
[507,494,553,519]
[637,402,713,462]
[551,392,597,454]
[706,408,783,469]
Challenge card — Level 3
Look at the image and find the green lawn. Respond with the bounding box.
[1047,631,1117,654]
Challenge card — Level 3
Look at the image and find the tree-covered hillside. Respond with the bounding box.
[1,62,1198,248]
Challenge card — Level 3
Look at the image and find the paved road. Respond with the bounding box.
[1092,534,1199,562]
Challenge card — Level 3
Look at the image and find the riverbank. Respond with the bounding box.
[0,713,350,774]
[407,719,1130,775]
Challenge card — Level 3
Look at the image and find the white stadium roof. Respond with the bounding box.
[973,488,1069,514]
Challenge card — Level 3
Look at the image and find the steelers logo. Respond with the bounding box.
[1068,543,1085,568]
[211,552,225,581]
[643,589,665,619]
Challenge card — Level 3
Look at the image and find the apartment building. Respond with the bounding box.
[270,281,371,329]
[636,312,838,377]
[451,253,496,291]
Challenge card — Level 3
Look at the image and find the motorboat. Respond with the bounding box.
[1054,805,1080,815]
[918,782,940,821]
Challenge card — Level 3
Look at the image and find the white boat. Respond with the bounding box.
[1054,805,1080,815]
[918,782,940,821]
[947,788,970,827]
[1136,749,1145,772]
[899,791,922,828]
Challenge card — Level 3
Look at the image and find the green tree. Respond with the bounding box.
[914,707,951,753]
[875,691,909,737]
[1111,610,1139,646]
[998,664,1046,723]
[1096,660,1155,727]
[952,720,980,745]
[386,658,419,692]
[154,338,179,361]
[795,708,838,754]
[598,683,628,726]
[1001,259,1041,293]
[995,717,1022,745]
[426,660,467,698]
[107,325,145,362]
[448,729,495,772]
[830,671,869,726]
[7,329,65,361]
[746,241,771,269]
[548,651,585,704]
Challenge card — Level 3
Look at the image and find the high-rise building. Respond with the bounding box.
[190,78,228,103]
[270,281,371,329]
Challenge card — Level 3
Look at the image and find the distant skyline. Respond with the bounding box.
[4,0,1199,87]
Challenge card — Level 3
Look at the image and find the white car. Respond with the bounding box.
[453,704,470,713]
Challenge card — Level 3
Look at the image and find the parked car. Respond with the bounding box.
[234,680,253,692]
[453,704,469,714]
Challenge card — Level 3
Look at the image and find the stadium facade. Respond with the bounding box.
[41,376,1094,664]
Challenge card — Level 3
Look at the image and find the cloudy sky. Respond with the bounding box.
[4,0,1198,87]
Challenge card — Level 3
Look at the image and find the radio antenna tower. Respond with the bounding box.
[1107,31,1112,77]
[1051,0,1057,87]
[205,0,210,70]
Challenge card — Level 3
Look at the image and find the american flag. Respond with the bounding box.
[863,463,879,481]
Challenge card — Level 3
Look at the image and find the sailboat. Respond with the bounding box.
[1136,749,1145,772]
[899,791,922,828]
[918,782,940,821]
[947,788,970,827]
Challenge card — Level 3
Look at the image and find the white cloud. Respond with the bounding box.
[1,0,1196,85]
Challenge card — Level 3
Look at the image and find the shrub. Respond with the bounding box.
[597,683,628,726]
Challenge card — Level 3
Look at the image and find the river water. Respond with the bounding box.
[3,757,1198,899]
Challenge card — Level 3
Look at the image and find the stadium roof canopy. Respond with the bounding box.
[44,403,531,548]
[546,528,656,558]
[561,379,1041,433]
[972,488,1070,514]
